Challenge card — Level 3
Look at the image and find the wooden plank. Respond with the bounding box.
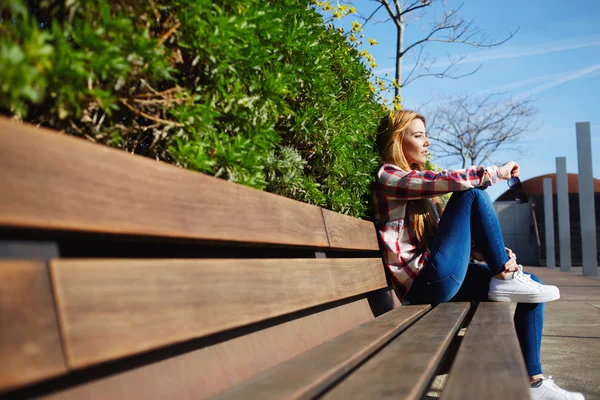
[0,261,67,392]
[322,302,471,400]
[0,118,329,248]
[441,302,530,400]
[322,209,379,251]
[50,257,387,369]
[41,296,379,400]
[212,304,431,400]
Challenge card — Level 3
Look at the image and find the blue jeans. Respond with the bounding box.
[404,188,544,376]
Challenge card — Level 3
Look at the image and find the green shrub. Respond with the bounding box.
[0,0,383,217]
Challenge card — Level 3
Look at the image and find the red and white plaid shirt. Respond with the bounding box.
[371,163,502,301]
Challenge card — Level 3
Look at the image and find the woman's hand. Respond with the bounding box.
[504,247,518,272]
[504,257,518,272]
[506,247,516,260]
[499,161,520,180]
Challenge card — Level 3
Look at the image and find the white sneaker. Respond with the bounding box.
[530,376,585,400]
[488,265,560,303]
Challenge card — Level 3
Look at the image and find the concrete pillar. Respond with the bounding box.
[556,157,572,271]
[543,178,556,268]
[576,122,598,276]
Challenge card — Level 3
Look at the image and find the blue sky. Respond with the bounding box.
[337,1,600,201]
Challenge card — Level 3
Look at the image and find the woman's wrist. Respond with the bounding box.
[486,165,504,182]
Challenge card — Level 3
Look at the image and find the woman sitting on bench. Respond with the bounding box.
[372,109,584,400]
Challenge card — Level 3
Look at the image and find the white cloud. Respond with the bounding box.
[475,72,566,95]
[446,39,600,67]
[515,63,600,99]
[374,35,600,75]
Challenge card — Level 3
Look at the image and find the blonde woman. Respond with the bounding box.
[371,109,583,400]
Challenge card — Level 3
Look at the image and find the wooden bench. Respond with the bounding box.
[0,118,531,399]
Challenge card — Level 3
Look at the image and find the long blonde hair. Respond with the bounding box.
[376,110,442,250]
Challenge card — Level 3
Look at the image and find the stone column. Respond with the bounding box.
[556,157,572,271]
[576,122,598,276]
[543,177,556,268]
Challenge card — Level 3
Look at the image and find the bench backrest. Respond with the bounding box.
[0,118,398,399]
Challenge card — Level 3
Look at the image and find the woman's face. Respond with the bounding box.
[401,118,430,167]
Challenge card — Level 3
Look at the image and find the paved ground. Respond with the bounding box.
[524,266,600,400]
[426,266,600,399]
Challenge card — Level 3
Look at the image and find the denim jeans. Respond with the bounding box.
[404,188,544,376]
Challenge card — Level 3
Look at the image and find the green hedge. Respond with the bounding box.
[0,0,383,217]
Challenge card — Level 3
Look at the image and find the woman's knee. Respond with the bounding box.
[470,187,492,203]
[450,187,491,203]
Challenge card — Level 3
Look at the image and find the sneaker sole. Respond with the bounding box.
[488,289,560,303]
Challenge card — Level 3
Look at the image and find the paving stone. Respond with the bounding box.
[556,286,600,301]
[522,265,600,397]
[541,336,600,400]
[543,301,600,338]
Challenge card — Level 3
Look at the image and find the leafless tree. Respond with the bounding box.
[359,1,518,99]
[425,93,538,168]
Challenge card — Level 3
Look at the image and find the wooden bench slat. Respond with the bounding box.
[40,296,382,400]
[0,261,67,392]
[50,257,387,369]
[441,302,531,400]
[321,302,471,400]
[321,209,380,251]
[0,118,329,248]
[212,304,430,400]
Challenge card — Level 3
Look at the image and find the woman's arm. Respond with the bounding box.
[377,163,503,200]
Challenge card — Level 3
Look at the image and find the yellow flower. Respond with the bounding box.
[351,21,363,32]
[338,3,348,11]
[338,27,344,34]
[392,79,400,88]
[393,95,402,110]
[359,49,368,57]
[323,1,333,11]
[333,10,342,19]
[368,38,378,46]
[349,7,357,14]
[349,34,357,42]
[368,82,376,92]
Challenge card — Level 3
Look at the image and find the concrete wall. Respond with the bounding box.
[494,201,539,265]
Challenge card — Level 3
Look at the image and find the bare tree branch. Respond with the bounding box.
[359,3,384,27]
[403,59,481,87]
[377,0,401,27]
[369,0,518,98]
[400,8,462,57]
[402,1,431,15]
[427,93,538,168]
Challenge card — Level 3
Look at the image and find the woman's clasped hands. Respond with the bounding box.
[504,247,519,272]
[499,160,520,179]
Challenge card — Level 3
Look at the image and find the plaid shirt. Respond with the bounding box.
[371,163,502,301]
